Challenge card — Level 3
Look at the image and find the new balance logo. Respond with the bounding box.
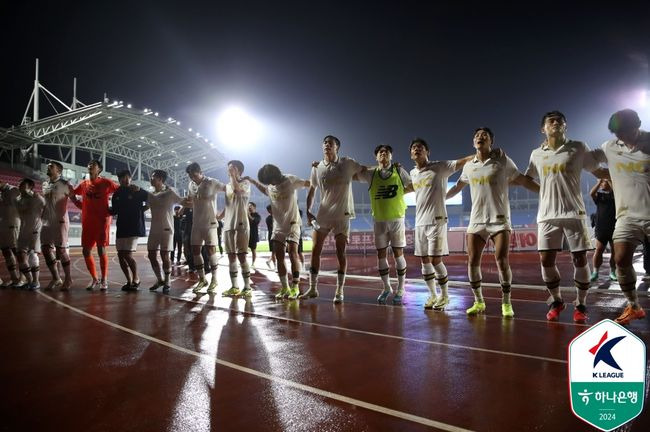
[374,185,398,199]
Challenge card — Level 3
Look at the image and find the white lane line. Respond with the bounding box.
[36,291,475,432]
[166,293,568,364]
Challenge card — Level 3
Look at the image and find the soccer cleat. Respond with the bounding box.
[192,278,208,293]
[424,295,437,309]
[44,279,58,291]
[239,287,253,298]
[61,279,72,291]
[573,304,588,324]
[162,284,170,294]
[377,289,392,304]
[392,294,403,305]
[149,281,164,291]
[299,287,319,299]
[466,301,486,315]
[287,284,300,299]
[589,271,598,282]
[121,283,132,292]
[100,280,109,291]
[502,303,515,318]
[433,296,450,311]
[275,286,290,299]
[51,279,64,290]
[222,286,240,297]
[333,287,344,304]
[546,300,566,321]
[615,305,646,325]
[207,280,218,294]
[643,273,650,283]
[27,282,40,291]
[609,271,618,282]
[86,280,98,291]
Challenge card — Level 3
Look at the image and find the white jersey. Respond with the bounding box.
[188,176,226,227]
[268,175,305,232]
[42,177,71,228]
[460,154,520,224]
[597,131,650,220]
[410,160,457,226]
[310,156,363,221]
[0,184,20,227]
[147,187,183,233]
[224,180,251,231]
[525,140,598,222]
[15,193,45,234]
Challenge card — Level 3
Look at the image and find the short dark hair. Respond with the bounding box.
[249,202,256,208]
[266,204,272,212]
[608,109,641,133]
[374,144,393,155]
[186,162,201,175]
[117,170,132,179]
[323,135,341,148]
[151,169,168,182]
[541,111,567,127]
[19,178,34,189]
[474,127,495,143]
[258,164,282,185]
[88,159,103,171]
[409,137,429,152]
[228,160,244,175]
[174,205,181,210]
[48,161,63,172]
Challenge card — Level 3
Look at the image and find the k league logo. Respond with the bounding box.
[568,319,646,431]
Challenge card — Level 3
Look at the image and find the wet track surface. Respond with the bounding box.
[0,250,648,431]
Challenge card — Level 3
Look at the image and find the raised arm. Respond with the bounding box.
[511,173,540,193]
[243,176,268,195]
[590,180,601,200]
[446,180,467,200]
[591,167,610,180]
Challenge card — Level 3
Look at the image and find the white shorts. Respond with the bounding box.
[224,228,249,254]
[0,225,19,249]
[147,229,173,251]
[115,237,138,252]
[17,228,40,251]
[414,222,449,257]
[374,220,406,249]
[315,218,350,238]
[272,223,301,246]
[612,217,650,245]
[537,219,592,252]
[466,222,511,242]
[191,223,219,246]
[41,221,69,248]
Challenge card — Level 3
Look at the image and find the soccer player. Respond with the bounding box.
[356,144,412,305]
[247,164,310,299]
[595,109,648,325]
[0,180,21,287]
[589,179,617,282]
[221,160,253,298]
[524,111,609,323]
[72,160,119,291]
[410,138,476,311]
[172,205,183,265]
[183,162,226,294]
[146,170,183,293]
[14,179,45,290]
[302,135,364,303]
[41,161,75,291]
[265,204,276,270]
[110,170,148,291]
[248,202,261,269]
[447,128,539,317]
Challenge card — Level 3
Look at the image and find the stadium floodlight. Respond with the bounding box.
[136,122,141,126]
[216,106,261,148]
[127,104,132,108]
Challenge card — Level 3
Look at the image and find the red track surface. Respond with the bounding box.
[0,249,648,431]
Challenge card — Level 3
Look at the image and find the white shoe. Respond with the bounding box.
[433,296,450,311]
[299,287,319,299]
[424,295,438,309]
[333,287,344,304]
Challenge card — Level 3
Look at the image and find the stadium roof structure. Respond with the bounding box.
[0,60,226,184]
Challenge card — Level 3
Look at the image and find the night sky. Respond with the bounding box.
[2,0,650,180]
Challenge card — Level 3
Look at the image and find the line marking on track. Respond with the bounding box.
[163,292,568,364]
[36,291,475,432]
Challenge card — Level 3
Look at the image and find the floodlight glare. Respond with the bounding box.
[216,106,261,148]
